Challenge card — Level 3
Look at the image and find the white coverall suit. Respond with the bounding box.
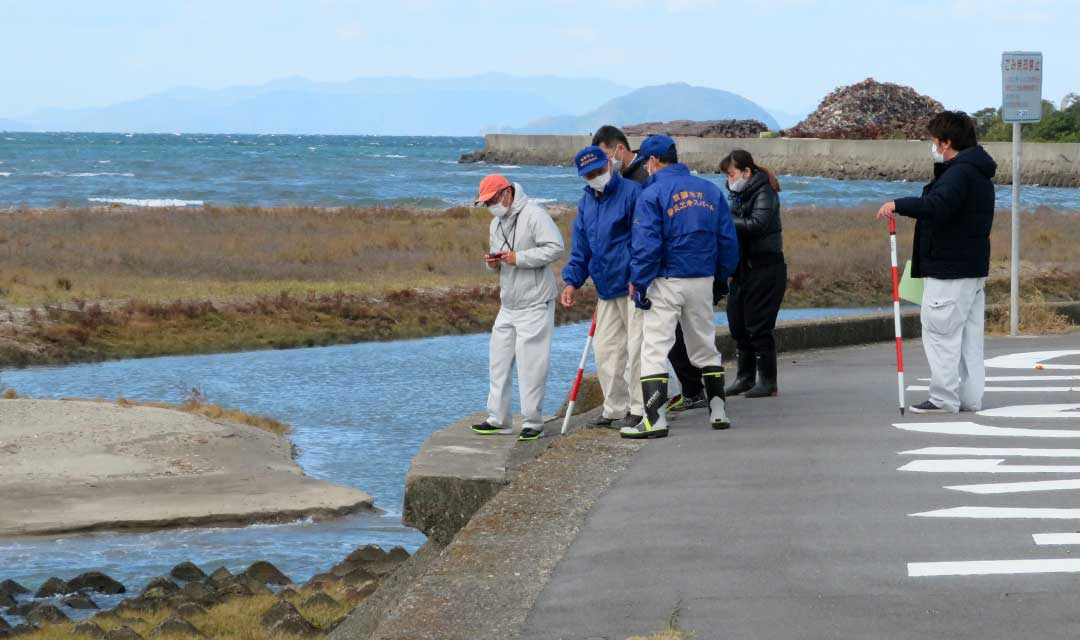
[485,183,565,433]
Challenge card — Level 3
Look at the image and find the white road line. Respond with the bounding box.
[894,421,1080,438]
[911,506,1080,519]
[899,459,1080,473]
[985,351,1080,371]
[1032,533,1080,545]
[919,376,1080,382]
[978,404,1080,419]
[947,479,1080,494]
[909,559,1080,577]
[901,447,1080,457]
[907,385,1080,392]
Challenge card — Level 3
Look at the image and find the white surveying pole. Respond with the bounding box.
[1001,51,1043,337]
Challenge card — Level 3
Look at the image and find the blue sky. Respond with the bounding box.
[2,0,1077,117]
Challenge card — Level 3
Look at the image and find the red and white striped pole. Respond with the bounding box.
[889,217,906,416]
[561,307,598,435]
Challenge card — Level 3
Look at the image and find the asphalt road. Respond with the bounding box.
[521,333,1080,640]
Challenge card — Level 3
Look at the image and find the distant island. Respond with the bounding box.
[511,83,780,134]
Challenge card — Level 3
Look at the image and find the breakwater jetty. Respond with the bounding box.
[461,134,1080,187]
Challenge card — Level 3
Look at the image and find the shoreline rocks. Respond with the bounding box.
[1,544,411,638]
[624,119,770,138]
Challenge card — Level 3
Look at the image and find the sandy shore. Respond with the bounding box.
[0,399,374,537]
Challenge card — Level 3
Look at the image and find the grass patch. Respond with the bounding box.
[986,289,1076,336]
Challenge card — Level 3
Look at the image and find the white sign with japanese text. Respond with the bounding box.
[1002,51,1043,123]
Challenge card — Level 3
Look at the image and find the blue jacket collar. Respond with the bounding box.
[645,162,689,187]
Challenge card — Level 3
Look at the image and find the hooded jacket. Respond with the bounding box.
[487,183,565,310]
[562,171,642,300]
[630,163,739,294]
[728,170,783,258]
[895,145,998,279]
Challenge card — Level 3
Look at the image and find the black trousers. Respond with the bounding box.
[727,261,787,353]
[668,323,704,397]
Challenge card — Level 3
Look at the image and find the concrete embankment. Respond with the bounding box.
[331,303,1080,638]
[0,399,374,537]
[463,134,1080,187]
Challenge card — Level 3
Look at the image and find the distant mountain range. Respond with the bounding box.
[4,75,794,136]
[514,83,780,134]
[8,74,630,136]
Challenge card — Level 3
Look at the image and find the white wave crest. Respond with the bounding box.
[88,197,203,207]
[68,172,135,177]
[496,165,521,169]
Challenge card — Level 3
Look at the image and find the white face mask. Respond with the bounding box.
[488,202,508,218]
[931,143,945,163]
[728,176,748,193]
[586,170,611,193]
[607,147,623,173]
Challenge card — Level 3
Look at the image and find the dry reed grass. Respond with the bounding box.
[986,289,1075,335]
[0,203,1076,365]
[60,388,290,435]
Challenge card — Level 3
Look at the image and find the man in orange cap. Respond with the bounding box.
[472,174,565,441]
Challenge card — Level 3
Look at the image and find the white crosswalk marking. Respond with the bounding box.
[911,507,1080,519]
[900,459,1080,473]
[907,385,1080,392]
[901,447,1080,457]
[894,421,1080,438]
[909,559,1080,577]
[1032,533,1080,545]
[984,351,1080,370]
[947,479,1080,494]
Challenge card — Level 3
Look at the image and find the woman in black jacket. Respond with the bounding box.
[720,150,786,398]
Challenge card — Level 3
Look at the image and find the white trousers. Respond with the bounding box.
[593,295,645,418]
[487,301,555,432]
[641,277,722,376]
[921,277,986,413]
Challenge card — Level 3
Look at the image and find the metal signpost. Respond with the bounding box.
[1001,51,1043,336]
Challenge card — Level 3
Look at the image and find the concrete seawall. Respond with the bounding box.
[466,134,1080,188]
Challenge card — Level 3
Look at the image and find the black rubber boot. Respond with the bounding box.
[724,350,755,396]
[620,374,669,439]
[702,366,731,429]
[744,350,779,398]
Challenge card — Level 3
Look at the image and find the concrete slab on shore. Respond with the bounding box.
[0,399,373,537]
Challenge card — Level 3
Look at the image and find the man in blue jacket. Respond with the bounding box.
[622,135,739,439]
[561,146,644,429]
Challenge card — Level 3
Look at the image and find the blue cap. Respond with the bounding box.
[637,135,676,161]
[574,146,608,177]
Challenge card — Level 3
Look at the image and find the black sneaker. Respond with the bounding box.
[615,414,642,429]
[673,391,707,412]
[587,416,617,429]
[909,400,949,414]
[471,421,506,435]
[518,428,544,441]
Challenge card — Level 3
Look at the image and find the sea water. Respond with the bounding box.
[2,133,1079,210]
